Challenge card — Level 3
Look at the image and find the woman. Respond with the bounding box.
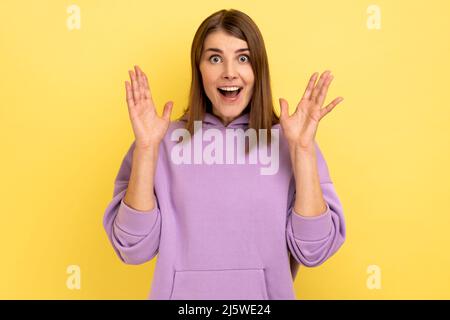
[103,8,346,300]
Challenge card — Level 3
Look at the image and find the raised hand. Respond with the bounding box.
[125,65,173,149]
[279,70,344,150]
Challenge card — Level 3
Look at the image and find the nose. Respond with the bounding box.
[222,60,238,80]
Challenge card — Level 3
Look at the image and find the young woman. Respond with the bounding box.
[103,8,346,300]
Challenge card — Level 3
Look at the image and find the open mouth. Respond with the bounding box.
[217,87,243,99]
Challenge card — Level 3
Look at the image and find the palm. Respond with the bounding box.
[125,65,173,149]
[279,70,344,149]
[129,96,169,145]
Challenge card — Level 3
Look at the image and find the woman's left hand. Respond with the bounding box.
[279,70,344,150]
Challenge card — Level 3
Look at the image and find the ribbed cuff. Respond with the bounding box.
[114,198,159,236]
[291,202,333,241]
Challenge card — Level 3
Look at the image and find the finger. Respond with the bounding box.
[311,70,331,102]
[319,97,344,120]
[303,72,318,100]
[279,98,289,120]
[162,101,173,121]
[129,69,141,103]
[125,81,135,109]
[316,74,334,107]
[134,65,145,101]
[136,65,153,103]
[135,66,147,99]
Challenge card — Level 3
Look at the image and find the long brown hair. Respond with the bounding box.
[176,9,280,153]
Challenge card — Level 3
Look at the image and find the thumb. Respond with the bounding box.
[279,98,289,120]
[162,101,173,121]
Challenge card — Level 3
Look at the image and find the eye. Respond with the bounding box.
[208,54,251,64]
[209,55,222,64]
[239,54,250,63]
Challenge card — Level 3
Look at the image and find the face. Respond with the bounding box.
[199,30,255,126]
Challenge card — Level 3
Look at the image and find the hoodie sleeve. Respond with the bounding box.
[286,141,346,268]
[102,141,162,265]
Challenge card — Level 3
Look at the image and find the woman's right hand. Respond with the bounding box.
[125,65,173,149]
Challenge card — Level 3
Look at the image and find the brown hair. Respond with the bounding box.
[176,9,280,153]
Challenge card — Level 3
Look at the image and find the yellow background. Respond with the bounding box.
[1,0,449,299]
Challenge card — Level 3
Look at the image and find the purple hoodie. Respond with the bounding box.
[102,111,346,300]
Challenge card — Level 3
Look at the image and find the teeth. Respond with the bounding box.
[218,86,241,91]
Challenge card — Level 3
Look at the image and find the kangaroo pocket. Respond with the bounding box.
[169,268,269,300]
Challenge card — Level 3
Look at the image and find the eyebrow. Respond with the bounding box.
[204,48,250,54]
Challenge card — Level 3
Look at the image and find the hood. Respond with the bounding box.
[179,111,250,129]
